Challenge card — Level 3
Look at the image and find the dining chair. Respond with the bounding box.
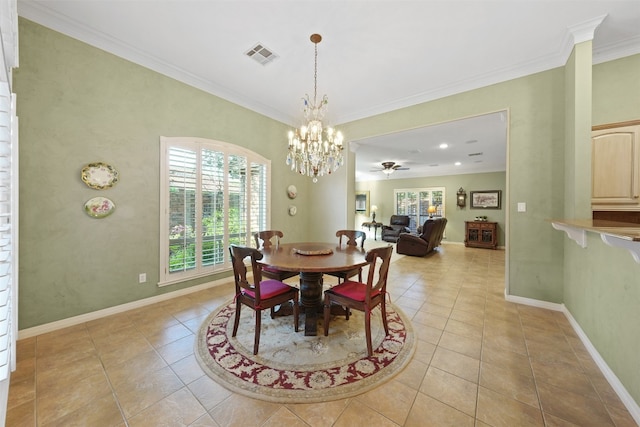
[253,230,299,282]
[229,244,299,355]
[323,245,393,357]
[325,230,366,284]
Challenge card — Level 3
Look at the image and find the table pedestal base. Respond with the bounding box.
[272,271,351,336]
[300,271,323,336]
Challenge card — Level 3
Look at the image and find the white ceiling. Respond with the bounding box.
[17,1,640,181]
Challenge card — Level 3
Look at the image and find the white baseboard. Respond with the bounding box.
[17,276,231,340]
[506,292,640,425]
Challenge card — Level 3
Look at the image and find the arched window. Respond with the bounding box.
[159,137,270,286]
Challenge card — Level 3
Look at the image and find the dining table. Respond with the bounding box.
[256,242,369,336]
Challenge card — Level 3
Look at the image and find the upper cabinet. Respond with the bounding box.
[592,120,640,210]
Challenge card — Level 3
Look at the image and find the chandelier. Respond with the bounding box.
[287,34,344,183]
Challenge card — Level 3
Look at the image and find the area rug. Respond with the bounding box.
[195,300,415,403]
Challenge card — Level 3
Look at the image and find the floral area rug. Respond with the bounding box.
[195,300,415,403]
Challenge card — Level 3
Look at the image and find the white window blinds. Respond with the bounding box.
[160,137,270,286]
[0,80,16,382]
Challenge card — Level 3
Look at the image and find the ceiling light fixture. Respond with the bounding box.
[287,34,344,183]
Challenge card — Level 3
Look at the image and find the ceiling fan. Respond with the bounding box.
[371,161,410,177]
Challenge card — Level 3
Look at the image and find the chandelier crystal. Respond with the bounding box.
[286,34,344,183]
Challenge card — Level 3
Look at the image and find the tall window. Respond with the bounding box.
[394,187,445,232]
[160,137,270,286]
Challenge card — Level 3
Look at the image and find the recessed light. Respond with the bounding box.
[455,161,461,166]
[439,143,448,149]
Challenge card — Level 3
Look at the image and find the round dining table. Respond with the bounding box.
[257,242,368,336]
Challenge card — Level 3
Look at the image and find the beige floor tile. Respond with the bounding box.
[443,318,483,340]
[448,308,484,327]
[37,353,105,397]
[157,333,196,364]
[479,360,539,407]
[404,392,474,427]
[411,311,448,329]
[413,324,443,345]
[530,358,599,399]
[356,379,417,425]
[113,365,184,418]
[287,398,351,427]
[7,375,35,410]
[171,353,206,385]
[42,392,124,427]
[98,332,155,368]
[437,331,482,359]
[420,367,477,416]
[430,346,480,383]
[536,380,616,427]
[105,348,168,387]
[208,394,281,427]
[187,375,234,410]
[127,387,206,427]
[261,406,309,427]
[36,371,113,426]
[5,400,35,427]
[144,321,194,348]
[393,358,429,390]
[188,413,220,427]
[333,399,399,427]
[476,386,544,427]
[481,341,533,377]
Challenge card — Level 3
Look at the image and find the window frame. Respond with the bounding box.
[394,187,445,233]
[159,136,271,286]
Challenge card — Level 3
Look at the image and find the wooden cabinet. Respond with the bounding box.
[592,121,640,210]
[465,221,497,249]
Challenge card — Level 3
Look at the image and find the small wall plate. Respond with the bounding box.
[288,205,297,216]
[287,185,297,199]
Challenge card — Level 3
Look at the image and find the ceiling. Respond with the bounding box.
[17,1,640,181]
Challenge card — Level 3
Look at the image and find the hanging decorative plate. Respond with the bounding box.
[84,197,115,218]
[81,162,119,189]
[287,185,297,199]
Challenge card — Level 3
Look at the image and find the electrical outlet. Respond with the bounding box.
[138,273,147,283]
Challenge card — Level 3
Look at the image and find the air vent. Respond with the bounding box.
[429,163,439,167]
[245,43,278,65]
[468,152,483,157]
[465,139,478,144]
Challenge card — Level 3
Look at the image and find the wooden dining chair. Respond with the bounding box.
[325,230,366,284]
[229,244,299,355]
[323,245,393,357]
[253,230,299,282]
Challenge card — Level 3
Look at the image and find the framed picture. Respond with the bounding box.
[470,190,502,209]
[355,191,370,216]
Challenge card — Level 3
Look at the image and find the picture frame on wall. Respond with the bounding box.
[470,190,502,209]
[355,191,370,216]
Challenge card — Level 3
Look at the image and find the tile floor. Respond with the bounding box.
[6,243,638,426]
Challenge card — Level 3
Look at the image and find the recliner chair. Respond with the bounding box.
[381,215,411,242]
[396,217,447,256]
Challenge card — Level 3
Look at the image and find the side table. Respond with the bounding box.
[361,221,383,241]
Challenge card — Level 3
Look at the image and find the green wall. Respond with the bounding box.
[341,70,566,303]
[15,19,311,328]
[562,53,640,404]
[356,172,506,245]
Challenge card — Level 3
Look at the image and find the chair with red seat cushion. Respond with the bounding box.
[324,230,367,284]
[229,244,299,355]
[323,245,393,356]
[253,230,299,282]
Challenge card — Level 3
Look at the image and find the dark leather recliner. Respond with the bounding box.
[381,215,411,242]
[396,217,448,256]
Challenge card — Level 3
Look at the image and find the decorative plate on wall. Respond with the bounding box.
[84,197,115,218]
[287,185,297,199]
[81,162,119,189]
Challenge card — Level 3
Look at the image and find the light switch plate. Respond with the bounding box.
[517,202,526,212]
